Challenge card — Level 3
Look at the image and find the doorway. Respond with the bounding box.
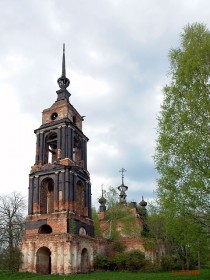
[36,247,51,274]
[81,248,89,273]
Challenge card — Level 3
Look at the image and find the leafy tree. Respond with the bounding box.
[103,186,119,209]
[0,192,26,271]
[154,23,210,268]
[92,207,101,236]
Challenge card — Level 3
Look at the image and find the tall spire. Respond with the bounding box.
[57,43,70,90]
[56,44,71,102]
[62,43,66,77]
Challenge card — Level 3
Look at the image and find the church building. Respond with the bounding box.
[19,45,95,274]
[19,46,156,275]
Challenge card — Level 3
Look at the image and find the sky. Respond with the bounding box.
[0,0,209,209]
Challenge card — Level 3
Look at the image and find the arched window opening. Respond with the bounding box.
[44,132,57,164]
[79,227,86,236]
[38,224,52,234]
[36,247,51,274]
[73,135,81,163]
[73,116,76,125]
[40,178,54,214]
[76,181,84,215]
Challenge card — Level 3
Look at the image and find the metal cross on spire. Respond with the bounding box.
[118,168,128,204]
[119,168,126,184]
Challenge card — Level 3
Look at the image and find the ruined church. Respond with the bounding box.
[19,46,152,275]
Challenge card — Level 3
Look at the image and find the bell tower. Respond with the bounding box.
[20,45,95,275]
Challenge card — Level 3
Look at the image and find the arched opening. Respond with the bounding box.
[76,181,84,215]
[44,132,57,164]
[73,135,81,162]
[81,248,89,273]
[79,227,86,236]
[40,178,54,214]
[36,247,51,274]
[38,224,52,234]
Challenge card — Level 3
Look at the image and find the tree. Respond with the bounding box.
[0,192,26,271]
[154,23,210,268]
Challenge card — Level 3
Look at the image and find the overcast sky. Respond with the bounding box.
[0,0,209,208]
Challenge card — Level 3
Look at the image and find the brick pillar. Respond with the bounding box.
[57,241,64,274]
[33,175,39,214]
[28,242,35,272]
[61,125,66,159]
[28,176,34,215]
[54,171,59,211]
[39,131,44,163]
[35,132,40,164]
[64,241,71,274]
[60,170,65,210]
[51,242,57,274]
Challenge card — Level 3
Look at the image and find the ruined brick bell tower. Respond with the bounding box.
[20,45,95,275]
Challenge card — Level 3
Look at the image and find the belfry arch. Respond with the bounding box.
[76,180,85,215]
[40,178,54,214]
[44,132,57,164]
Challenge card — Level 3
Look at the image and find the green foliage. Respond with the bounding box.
[94,250,158,272]
[68,218,76,234]
[104,203,140,239]
[115,250,146,271]
[92,208,101,236]
[111,240,126,253]
[137,206,150,237]
[103,186,119,209]
[0,247,22,272]
[154,23,210,269]
[94,255,116,271]
[0,192,26,271]
[160,256,180,271]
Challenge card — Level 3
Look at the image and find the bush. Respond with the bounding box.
[160,255,179,271]
[94,255,116,271]
[94,250,158,272]
[143,259,160,272]
[115,250,145,271]
[111,240,126,253]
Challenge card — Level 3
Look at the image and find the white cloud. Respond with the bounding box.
[0,0,209,211]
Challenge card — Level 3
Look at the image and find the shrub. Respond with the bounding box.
[160,255,178,271]
[94,255,116,271]
[94,250,158,272]
[115,250,145,271]
[111,240,126,253]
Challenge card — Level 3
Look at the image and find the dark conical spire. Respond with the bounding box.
[62,43,66,77]
[57,43,70,89]
[56,44,71,102]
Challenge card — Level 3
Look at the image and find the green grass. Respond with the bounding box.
[0,270,209,280]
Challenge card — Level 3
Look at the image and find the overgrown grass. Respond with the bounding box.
[0,270,209,280]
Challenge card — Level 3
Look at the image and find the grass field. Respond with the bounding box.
[0,270,209,280]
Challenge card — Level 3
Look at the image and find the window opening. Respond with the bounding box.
[40,179,54,214]
[44,132,57,164]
